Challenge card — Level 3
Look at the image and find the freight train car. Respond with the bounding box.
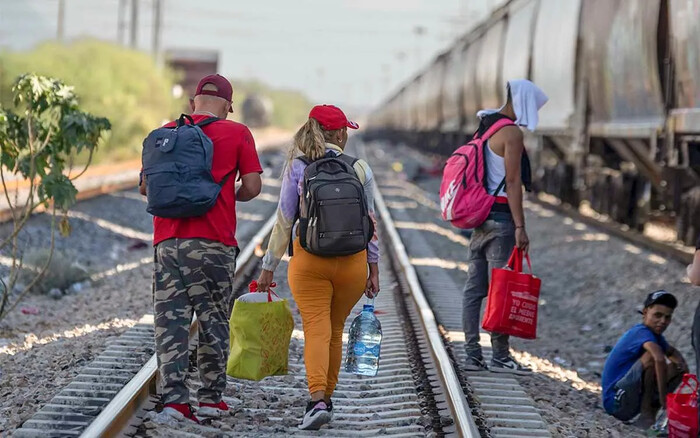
[366,0,700,244]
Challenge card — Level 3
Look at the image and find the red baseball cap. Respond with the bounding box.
[195,74,234,113]
[309,104,359,130]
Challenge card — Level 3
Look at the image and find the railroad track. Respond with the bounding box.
[10,140,559,437]
[529,195,694,265]
[12,173,487,436]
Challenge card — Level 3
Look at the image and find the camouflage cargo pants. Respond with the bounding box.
[153,238,238,405]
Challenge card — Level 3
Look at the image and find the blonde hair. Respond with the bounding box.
[286,118,339,172]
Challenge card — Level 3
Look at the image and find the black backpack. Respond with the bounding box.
[293,153,373,257]
[141,114,232,218]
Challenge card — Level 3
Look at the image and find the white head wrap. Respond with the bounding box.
[476,79,548,132]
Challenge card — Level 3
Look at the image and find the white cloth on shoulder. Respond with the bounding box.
[476,79,549,132]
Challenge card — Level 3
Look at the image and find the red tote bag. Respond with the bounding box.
[482,247,541,339]
[668,374,699,438]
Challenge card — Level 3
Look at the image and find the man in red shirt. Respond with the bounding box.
[139,74,262,423]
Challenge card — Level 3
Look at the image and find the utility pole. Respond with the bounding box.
[152,0,162,65]
[57,0,66,42]
[130,0,139,48]
[117,0,127,44]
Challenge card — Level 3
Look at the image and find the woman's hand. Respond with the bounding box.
[365,263,380,298]
[256,269,275,292]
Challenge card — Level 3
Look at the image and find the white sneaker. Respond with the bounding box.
[490,356,532,375]
[298,400,332,430]
[197,401,229,418]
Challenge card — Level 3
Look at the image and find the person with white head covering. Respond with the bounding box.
[462,79,548,375]
[477,79,549,132]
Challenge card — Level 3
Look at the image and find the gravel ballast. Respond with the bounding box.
[362,140,695,438]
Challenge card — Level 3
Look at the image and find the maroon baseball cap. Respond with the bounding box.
[309,104,359,130]
[195,74,233,113]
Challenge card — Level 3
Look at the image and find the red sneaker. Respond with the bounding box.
[198,400,229,418]
[161,403,200,423]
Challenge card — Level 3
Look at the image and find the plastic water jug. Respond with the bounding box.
[344,298,382,376]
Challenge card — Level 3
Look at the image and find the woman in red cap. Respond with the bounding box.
[256,104,379,430]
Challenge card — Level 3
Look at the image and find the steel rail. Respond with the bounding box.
[81,213,277,438]
[373,181,480,438]
[357,142,479,438]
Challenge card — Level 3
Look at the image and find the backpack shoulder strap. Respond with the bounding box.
[335,153,359,168]
[296,155,311,165]
[480,118,515,141]
[194,116,220,128]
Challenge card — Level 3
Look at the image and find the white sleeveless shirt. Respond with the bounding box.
[484,140,507,197]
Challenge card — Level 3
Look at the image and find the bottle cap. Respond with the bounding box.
[362,304,374,312]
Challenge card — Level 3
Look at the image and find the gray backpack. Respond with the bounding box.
[141,114,231,218]
[294,153,374,257]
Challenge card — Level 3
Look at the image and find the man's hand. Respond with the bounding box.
[139,173,147,196]
[515,227,529,253]
[668,347,689,373]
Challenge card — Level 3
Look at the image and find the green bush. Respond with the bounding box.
[0,39,183,163]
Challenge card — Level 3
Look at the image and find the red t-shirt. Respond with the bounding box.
[152,115,263,247]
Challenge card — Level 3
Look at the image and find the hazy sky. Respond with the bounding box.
[0,0,504,110]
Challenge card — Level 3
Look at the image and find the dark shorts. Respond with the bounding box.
[611,360,644,421]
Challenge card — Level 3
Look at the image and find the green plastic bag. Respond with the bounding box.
[226,296,295,381]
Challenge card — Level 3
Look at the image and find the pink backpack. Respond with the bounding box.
[439,118,514,229]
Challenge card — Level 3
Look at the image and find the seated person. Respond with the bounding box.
[601,290,688,428]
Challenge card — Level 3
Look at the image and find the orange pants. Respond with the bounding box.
[288,238,367,396]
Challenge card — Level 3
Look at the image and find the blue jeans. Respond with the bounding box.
[462,219,515,360]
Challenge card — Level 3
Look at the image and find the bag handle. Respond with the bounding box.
[506,247,534,274]
[506,247,523,272]
[176,113,195,128]
[672,374,699,401]
[248,281,279,302]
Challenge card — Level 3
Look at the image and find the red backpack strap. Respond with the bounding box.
[479,118,515,141]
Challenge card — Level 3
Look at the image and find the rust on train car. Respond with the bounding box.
[531,0,581,134]
[424,56,447,132]
[460,41,482,132]
[475,19,507,112]
[405,75,423,133]
[441,45,465,133]
[668,0,700,134]
[585,0,665,138]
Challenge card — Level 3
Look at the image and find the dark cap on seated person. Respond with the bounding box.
[195,74,234,113]
[642,290,678,311]
[309,104,359,131]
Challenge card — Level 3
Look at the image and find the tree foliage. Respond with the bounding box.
[0,74,110,320]
[0,39,182,163]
